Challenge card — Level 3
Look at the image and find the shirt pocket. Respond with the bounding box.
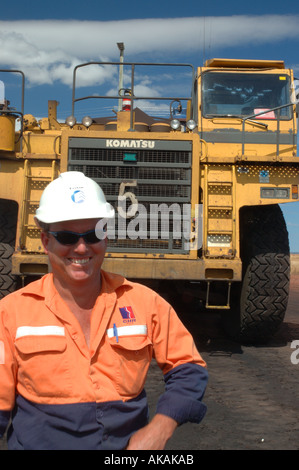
[14,333,72,399]
[108,331,153,399]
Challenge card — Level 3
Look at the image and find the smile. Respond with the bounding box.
[69,258,90,265]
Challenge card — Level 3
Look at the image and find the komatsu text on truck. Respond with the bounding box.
[0,58,298,343]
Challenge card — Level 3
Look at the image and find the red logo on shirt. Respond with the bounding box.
[119,306,136,323]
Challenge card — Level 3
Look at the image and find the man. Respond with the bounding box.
[0,171,208,450]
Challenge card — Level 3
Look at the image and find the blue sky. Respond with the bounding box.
[1,0,299,251]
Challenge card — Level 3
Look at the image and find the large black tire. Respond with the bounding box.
[222,204,290,344]
[0,200,18,299]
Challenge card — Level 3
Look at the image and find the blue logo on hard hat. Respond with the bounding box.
[71,190,85,203]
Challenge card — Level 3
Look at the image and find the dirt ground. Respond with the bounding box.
[159,273,299,450]
[1,274,299,451]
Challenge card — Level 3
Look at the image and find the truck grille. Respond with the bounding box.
[68,138,192,254]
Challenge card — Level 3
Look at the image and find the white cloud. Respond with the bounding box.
[0,15,299,87]
[53,62,116,88]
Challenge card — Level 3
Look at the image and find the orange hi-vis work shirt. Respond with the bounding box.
[0,271,208,450]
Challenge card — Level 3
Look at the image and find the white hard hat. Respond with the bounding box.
[35,171,115,224]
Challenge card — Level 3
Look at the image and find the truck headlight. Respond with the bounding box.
[66,116,76,128]
[186,119,197,130]
[170,119,180,130]
[260,187,290,199]
[82,116,93,128]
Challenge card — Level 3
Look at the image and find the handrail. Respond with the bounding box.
[0,69,25,115]
[241,102,295,157]
[0,69,25,151]
[71,61,195,129]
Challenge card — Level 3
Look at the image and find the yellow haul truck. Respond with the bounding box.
[0,59,298,343]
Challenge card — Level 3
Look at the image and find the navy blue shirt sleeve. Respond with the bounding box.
[156,363,208,424]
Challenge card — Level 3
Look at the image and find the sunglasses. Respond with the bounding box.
[48,227,107,246]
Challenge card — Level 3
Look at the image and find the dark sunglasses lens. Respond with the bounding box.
[83,231,100,244]
[51,229,106,245]
[55,232,79,245]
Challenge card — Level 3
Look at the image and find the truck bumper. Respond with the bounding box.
[12,252,242,281]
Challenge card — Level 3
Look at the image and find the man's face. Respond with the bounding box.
[41,218,107,286]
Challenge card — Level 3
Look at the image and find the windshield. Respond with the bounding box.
[202,72,291,120]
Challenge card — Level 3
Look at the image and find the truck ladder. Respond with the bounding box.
[20,160,58,251]
[204,164,236,259]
